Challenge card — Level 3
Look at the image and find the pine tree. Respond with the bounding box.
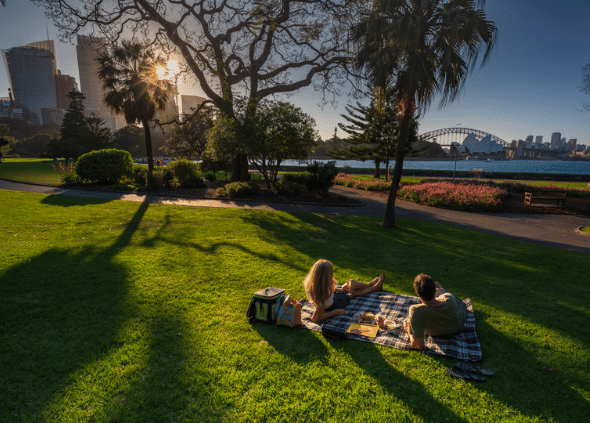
[60,90,87,141]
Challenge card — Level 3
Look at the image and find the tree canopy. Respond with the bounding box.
[352,0,497,227]
[97,41,173,176]
[33,0,364,180]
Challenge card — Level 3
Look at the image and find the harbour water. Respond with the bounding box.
[282,159,590,175]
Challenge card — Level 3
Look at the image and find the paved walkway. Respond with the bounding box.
[2,179,589,254]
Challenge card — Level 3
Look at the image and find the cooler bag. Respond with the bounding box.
[246,287,285,323]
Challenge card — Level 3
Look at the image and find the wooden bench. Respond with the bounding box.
[524,190,567,208]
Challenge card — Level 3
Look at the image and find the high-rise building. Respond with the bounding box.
[181,95,207,115]
[550,132,561,149]
[76,35,124,131]
[535,135,543,146]
[2,40,58,125]
[568,139,577,152]
[55,69,78,110]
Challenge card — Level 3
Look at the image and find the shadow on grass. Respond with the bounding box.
[0,201,149,421]
[453,312,590,421]
[251,324,331,364]
[40,193,114,206]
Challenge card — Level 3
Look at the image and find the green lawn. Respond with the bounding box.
[0,158,63,185]
[1,189,589,422]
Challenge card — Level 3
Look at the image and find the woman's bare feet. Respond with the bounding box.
[374,274,385,291]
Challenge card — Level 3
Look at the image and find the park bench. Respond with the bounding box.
[524,190,567,208]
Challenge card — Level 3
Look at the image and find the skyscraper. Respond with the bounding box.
[55,69,78,110]
[535,135,543,146]
[76,35,124,131]
[2,40,58,125]
[550,132,561,149]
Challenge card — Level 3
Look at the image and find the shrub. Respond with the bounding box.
[133,165,148,186]
[223,182,259,197]
[167,159,203,187]
[277,180,307,195]
[75,149,133,184]
[306,161,338,196]
[282,172,310,186]
[148,168,166,190]
[216,187,227,196]
[203,171,216,182]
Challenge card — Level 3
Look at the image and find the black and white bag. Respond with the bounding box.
[246,287,286,323]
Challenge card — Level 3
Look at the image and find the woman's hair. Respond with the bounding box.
[414,273,436,301]
[303,259,337,306]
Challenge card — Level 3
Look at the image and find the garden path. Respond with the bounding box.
[1,179,589,254]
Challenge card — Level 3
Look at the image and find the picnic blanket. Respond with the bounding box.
[299,291,482,361]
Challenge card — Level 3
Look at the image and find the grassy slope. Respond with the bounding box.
[1,190,589,423]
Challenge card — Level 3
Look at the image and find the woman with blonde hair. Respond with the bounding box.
[303,259,384,323]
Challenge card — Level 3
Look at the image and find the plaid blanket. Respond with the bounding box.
[299,291,482,361]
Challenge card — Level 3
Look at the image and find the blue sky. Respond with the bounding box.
[2,1,590,144]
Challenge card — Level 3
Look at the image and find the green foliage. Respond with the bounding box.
[59,90,87,141]
[277,179,307,195]
[166,159,203,188]
[75,149,134,184]
[112,125,146,157]
[162,107,215,158]
[306,161,339,196]
[245,100,319,188]
[132,165,148,186]
[147,168,166,189]
[202,171,216,182]
[217,181,259,197]
[8,131,57,158]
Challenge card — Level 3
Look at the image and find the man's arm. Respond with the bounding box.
[403,319,425,350]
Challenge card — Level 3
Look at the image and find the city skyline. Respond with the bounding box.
[1,1,590,144]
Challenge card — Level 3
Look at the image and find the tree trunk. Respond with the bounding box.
[382,100,415,228]
[374,159,381,178]
[143,120,154,178]
[231,153,250,181]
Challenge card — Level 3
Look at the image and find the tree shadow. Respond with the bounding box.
[251,323,331,364]
[434,312,590,421]
[40,193,114,207]
[0,201,150,421]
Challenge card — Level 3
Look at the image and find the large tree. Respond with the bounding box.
[96,41,173,178]
[162,107,215,159]
[48,90,88,160]
[352,0,497,227]
[33,0,363,181]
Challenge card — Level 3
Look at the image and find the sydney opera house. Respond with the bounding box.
[451,133,504,155]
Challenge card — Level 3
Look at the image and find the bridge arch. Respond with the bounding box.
[420,127,509,146]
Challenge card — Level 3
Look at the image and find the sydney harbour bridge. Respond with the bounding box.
[419,127,509,148]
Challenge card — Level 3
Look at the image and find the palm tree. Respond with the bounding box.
[97,41,173,178]
[352,0,497,227]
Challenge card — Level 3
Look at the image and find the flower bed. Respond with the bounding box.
[398,181,504,212]
[334,172,392,191]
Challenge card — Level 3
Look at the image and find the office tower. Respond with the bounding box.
[568,139,577,151]
[181,95,207,115]
[55,69,78,110]
[525,135,533,143]
[76,35,124,131]
[550,132,561,149]
[2,40,58,125]
[535,135,543,146]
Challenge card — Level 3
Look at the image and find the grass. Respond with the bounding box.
[1,189,589,422]
[0,158,63,185]
[581,227,590,235]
